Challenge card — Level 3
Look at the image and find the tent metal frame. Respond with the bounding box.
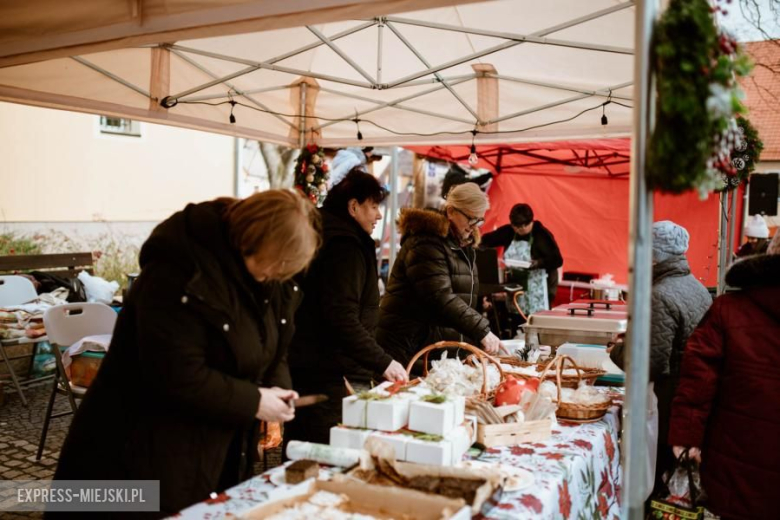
[59,1,636,141]
[128,1,636,135]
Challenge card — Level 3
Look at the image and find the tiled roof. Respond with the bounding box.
[741,40,780,160]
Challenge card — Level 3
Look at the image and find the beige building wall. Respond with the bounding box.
[0,102,235,222]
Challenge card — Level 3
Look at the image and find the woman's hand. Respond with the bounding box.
[672,445,701,463]
[383,360,409,383]
[256,387,298,423]
[481,332,503,355]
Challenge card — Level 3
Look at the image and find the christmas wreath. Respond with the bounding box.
[647,0,753,196]
[294,143,329,205]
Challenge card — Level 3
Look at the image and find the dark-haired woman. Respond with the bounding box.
[285,168,408,446]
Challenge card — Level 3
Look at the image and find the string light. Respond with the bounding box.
[601,90,613,126]
[171,97,633,140]
[468,129,479,165]
[228,92,237,124]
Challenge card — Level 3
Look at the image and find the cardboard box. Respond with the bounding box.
[342,395,369,428]
[404,425,472,467]
[408,397,466,436]
[367,397,411,432]
[329,426,372,451]
[447,426,472,466]
[476,418,553,448]
[369,431,408,461]
[240,478,470,519]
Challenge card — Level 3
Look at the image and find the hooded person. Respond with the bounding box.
[328,147,378,188]
[735,214,770,257]
[440,163,494,199]
[669,232,780,520]
[609,220,711,492]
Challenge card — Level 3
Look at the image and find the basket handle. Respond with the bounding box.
[538,354,584,403]
[406,341,504,397]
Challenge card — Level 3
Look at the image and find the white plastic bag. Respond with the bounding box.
[77,271,119,304]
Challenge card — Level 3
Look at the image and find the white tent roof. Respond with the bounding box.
[0,0,635,147]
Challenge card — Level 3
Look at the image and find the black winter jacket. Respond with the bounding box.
[376,209,491,365]
[52,201,301,517]
[480,221,563,301]
[288,208,392,383]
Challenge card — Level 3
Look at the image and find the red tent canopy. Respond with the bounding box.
[409,140,728,286]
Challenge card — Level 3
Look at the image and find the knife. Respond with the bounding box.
[290,394,328,408]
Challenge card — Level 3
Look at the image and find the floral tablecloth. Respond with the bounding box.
[173,406,622,520]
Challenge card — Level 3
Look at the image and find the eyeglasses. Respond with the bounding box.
[454,207,485,228]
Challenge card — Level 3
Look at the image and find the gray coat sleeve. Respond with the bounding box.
[649,291,676,381]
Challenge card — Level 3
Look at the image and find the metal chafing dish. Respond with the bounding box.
[523,300,627,350]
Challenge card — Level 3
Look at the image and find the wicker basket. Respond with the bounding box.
[496,355,606,389]
[406,341,504,404]
[538,355,612,421]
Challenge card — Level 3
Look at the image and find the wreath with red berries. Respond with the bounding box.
[647,0,753,196]
[294,143,329,205]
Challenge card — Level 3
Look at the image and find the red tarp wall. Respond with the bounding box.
[409,141,724,287]
[484,173,721,285]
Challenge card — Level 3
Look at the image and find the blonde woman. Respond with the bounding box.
[377,182,503,366]
[52,190,321,516]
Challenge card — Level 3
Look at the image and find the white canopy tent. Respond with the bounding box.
[0,1,656,517]
[0,0,634,147]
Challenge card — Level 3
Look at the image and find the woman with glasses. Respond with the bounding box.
[377,183,503,366]
[481,203,562,314]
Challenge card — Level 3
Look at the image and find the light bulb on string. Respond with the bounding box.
[468,129,479,165]
[229,100,237,124]
[601,102,608,126]
[354,110,363,140]
[469,144,479,165]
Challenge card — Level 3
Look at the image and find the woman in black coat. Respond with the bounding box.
[286,169,408,446]
[377,183,503,366]
[51,191,320,517]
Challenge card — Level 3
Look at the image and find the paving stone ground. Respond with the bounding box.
[0,381,282,519]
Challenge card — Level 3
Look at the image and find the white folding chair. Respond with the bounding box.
[37,303,117,460]
[0,275,39,406]
[0,275,38,306]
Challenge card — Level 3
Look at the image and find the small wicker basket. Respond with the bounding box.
[497,355,607,389]
[538,355,612,421]
[406,341,504,404]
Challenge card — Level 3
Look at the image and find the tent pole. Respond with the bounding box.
[389,147,399,272]
[717,192,729,294]
[299,83,307,149]
[624,0,657,517]
[727,188,738,263]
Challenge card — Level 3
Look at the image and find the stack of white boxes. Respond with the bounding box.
[329,382,473,466]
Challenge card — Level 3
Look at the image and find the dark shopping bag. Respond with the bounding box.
[647,451,706,520]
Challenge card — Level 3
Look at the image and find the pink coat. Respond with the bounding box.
[668,253,780,520]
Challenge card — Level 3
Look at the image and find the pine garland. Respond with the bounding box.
[648,0,753,196]
[294,143,329,205]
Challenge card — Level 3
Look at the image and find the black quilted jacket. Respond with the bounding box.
[376,208,491,366]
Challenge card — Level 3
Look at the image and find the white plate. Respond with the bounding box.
[459,460,535,492]
[505,259,531,269]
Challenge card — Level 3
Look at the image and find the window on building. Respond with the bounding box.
[99,116,141,137]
